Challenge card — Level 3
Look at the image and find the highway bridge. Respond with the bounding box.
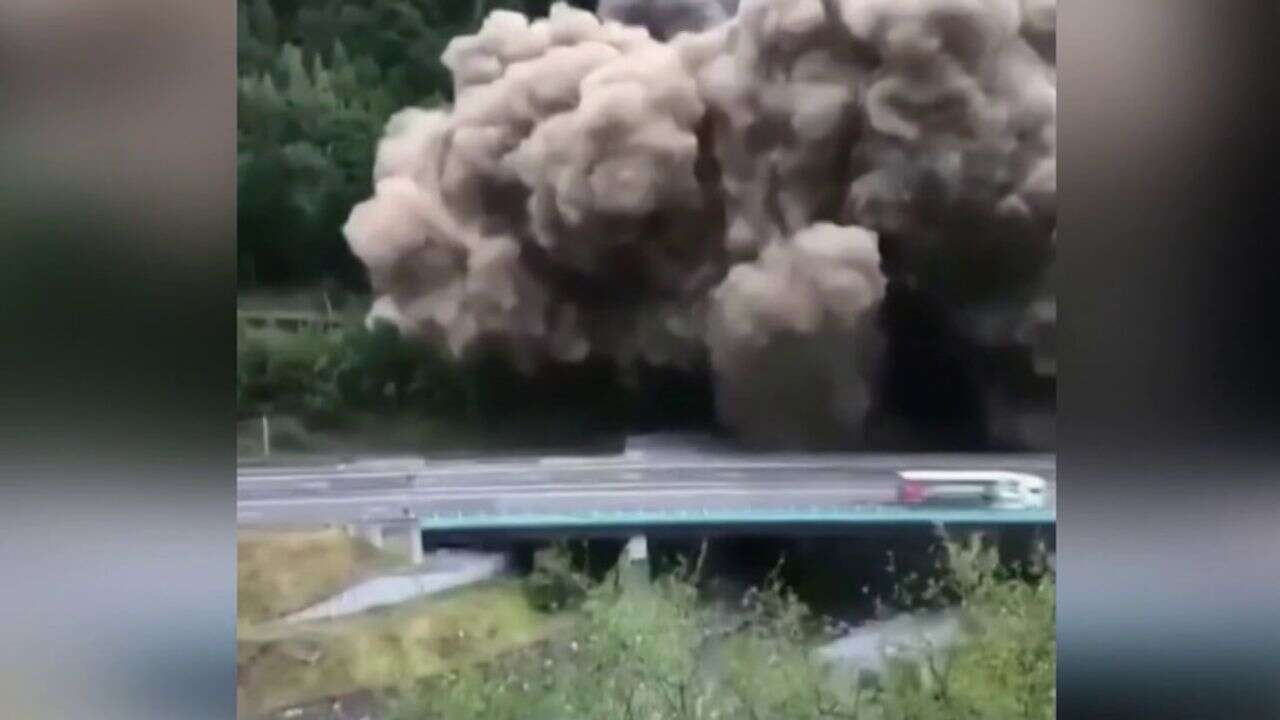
[237,437,1055,540]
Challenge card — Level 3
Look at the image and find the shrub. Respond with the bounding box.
[388,537,1056,720]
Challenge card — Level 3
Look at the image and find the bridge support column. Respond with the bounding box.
[624,535,648,563]
[408,525,424,565]
[620,535,650,589]
[360,524,385,549]
[345,521,423,564]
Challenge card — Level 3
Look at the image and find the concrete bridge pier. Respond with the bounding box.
[619,535,651,588]
[343,519,424,565]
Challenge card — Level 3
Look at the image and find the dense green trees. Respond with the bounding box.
[390,538,1056,720]
[237,0,597,288]
[236,314,714,449]
[237,322,428,418]
[239,0,418,287]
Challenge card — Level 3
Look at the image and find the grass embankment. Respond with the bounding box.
[238,528,398,624]
[237,529,557,718]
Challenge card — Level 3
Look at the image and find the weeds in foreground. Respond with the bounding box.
[389,536,1055,720]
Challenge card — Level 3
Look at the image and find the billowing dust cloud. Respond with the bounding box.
[345,0,1056,448]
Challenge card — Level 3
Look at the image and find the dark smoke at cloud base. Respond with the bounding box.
[344,0,1056,450]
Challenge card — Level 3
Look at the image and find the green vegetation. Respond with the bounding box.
[239,580,560,717]
[237,529,565,717]
[238,321,436,419]
[237,314,714,455]
[235,531,1053,719]
[389,537,1056,720]
[522,544,594,612]
[237,527,398,624]
[238,0,598,288]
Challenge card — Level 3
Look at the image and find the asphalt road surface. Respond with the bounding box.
[237,435,1055,528]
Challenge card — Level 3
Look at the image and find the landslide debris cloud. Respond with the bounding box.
[344,0,1056,448]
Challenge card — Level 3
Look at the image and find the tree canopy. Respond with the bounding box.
[237,0,596,289]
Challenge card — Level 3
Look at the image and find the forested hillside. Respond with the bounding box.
[237,0,594,288]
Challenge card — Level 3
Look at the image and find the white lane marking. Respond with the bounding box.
[242,468,1003,490]
[238,479,899,500]
[240,459,1053,483]
[238,465,765,482]
[239,463,863,481]
[240,453,1052,473]
[538,451,645,465]
[238,486,894,507]
[239,476,866,494]
[538,457,616,466]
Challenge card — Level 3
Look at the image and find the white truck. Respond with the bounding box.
[896,470,1048,510]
